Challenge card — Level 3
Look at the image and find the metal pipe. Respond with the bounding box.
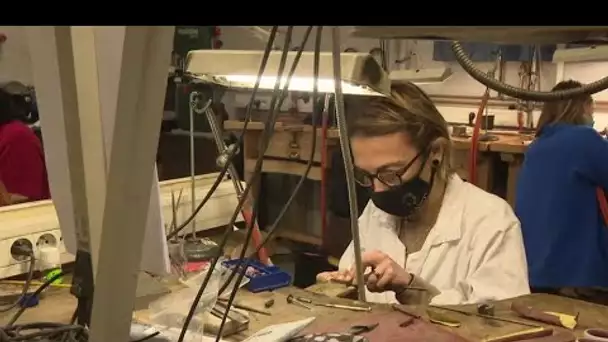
[188,92,197,236]
[331,26,366,302]
[204,103,244,195]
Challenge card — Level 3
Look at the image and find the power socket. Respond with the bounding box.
[0,174,244,279]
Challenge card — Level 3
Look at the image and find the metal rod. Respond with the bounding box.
[188,93,197,236]
[331,26,366,302]
[204,105,244,195]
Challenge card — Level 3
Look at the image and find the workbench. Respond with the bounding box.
[486,135,530,207]
[1,282,607,341]
[223,121,509,246]
[223,120,532,248]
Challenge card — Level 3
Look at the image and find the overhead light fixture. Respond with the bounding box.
[552,45,608,63]
[185,50,390,96]
[389,67,453,84]
[349,26,608,45]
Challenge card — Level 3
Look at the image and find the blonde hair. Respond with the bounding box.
[536,80,593,136]
[347,82,453,179]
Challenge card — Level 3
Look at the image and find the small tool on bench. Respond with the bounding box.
[295,295,371,312]
[264,298,275,308]
[431,305,540,328]
[287,294,312,310]
[217,298,272,316]
[392,304,421,328]
[511,302,578,330]
[482,327,555,342]
[347,323,379,335]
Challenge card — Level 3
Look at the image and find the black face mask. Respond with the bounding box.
[369,154,438,219]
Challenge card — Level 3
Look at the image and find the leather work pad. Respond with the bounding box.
[297,310,471,342]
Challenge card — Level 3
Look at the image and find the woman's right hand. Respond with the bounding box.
[316,270,354,284]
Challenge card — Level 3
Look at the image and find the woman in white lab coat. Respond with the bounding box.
[318,82,530,305]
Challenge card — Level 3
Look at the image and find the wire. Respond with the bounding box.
[131,331,160,342]
[0,322,87,342]
[214,26,320,339]
[0,252,35,313]
[0,271,90,342]
[175,26,281,342]
[166,154,232,240]
[167,27,279,241]
[209,25,298,342]
[216,26,322,298]
[331,26,365,302]
[6,270,65,327]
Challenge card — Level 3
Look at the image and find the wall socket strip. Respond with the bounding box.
[0,173,244,279]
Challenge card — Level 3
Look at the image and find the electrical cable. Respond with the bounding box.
[320,95,330,248]
[166,155,232,240]
[0,268,155,342]
[216,26,322,298]
[207,25,300,342]
[130,331,160,342]
[450,41,608,101]
[0,271,90,342]
[214,27,321,336]
[175,26,282,342]
[166,27,279,240]
[0,251,35,313]
[6,270,65,327]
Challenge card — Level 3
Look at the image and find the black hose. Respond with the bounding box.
[451,41,608,102]
[0,252,35,313]
[217,26,323,297]
[176,26,282,342]
[212,25,312,341]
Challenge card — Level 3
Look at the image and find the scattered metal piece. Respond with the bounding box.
[216,298,271,316]
[286,294,312,310]
[348,323,379,335]
[293,295,371,312]
[314,302,372,312]
[264,298,275,308]
[430,305,539,328]
[478,303,495,316]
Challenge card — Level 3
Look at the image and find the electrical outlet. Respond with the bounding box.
[0,174,244,279]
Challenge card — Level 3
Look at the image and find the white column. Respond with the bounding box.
[88,26,174,341]
[28,25,174,340]
[26,26,93,259]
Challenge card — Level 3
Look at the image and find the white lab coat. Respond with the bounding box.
[339,174,530,305]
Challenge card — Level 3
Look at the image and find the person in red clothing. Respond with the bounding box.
[0,88,50,206]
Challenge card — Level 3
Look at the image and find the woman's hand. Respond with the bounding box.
[316,270,354,284]
[357,250,412,293]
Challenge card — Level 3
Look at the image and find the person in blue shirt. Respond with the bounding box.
[515,80,608,304]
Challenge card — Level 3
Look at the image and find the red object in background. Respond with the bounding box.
[0,33,6,43]
[597,188,608,227]
[0,121,50,202]
[468,89,491,185]
[213,40,223,49]
[213,27,221,37]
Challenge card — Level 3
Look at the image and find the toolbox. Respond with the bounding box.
[222,259,291,293]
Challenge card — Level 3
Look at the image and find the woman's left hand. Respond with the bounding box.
[352,250,412,293]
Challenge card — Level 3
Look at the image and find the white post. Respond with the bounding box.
[26,26,94,261]
[555,44,566,83]
[88,26,174,341]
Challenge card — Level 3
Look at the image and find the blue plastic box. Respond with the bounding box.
[222,259,292,293]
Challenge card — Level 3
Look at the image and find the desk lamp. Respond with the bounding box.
[185,41,394,302]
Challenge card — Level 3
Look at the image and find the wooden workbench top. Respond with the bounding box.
[224,120,533,155]
[2,283,607,341]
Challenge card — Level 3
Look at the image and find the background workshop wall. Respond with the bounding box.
[2,25,608,129]
[219,26,608,131]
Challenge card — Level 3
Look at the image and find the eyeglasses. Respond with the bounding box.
[354,152,423,189]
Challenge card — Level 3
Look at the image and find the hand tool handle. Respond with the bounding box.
[241,209,271,265]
